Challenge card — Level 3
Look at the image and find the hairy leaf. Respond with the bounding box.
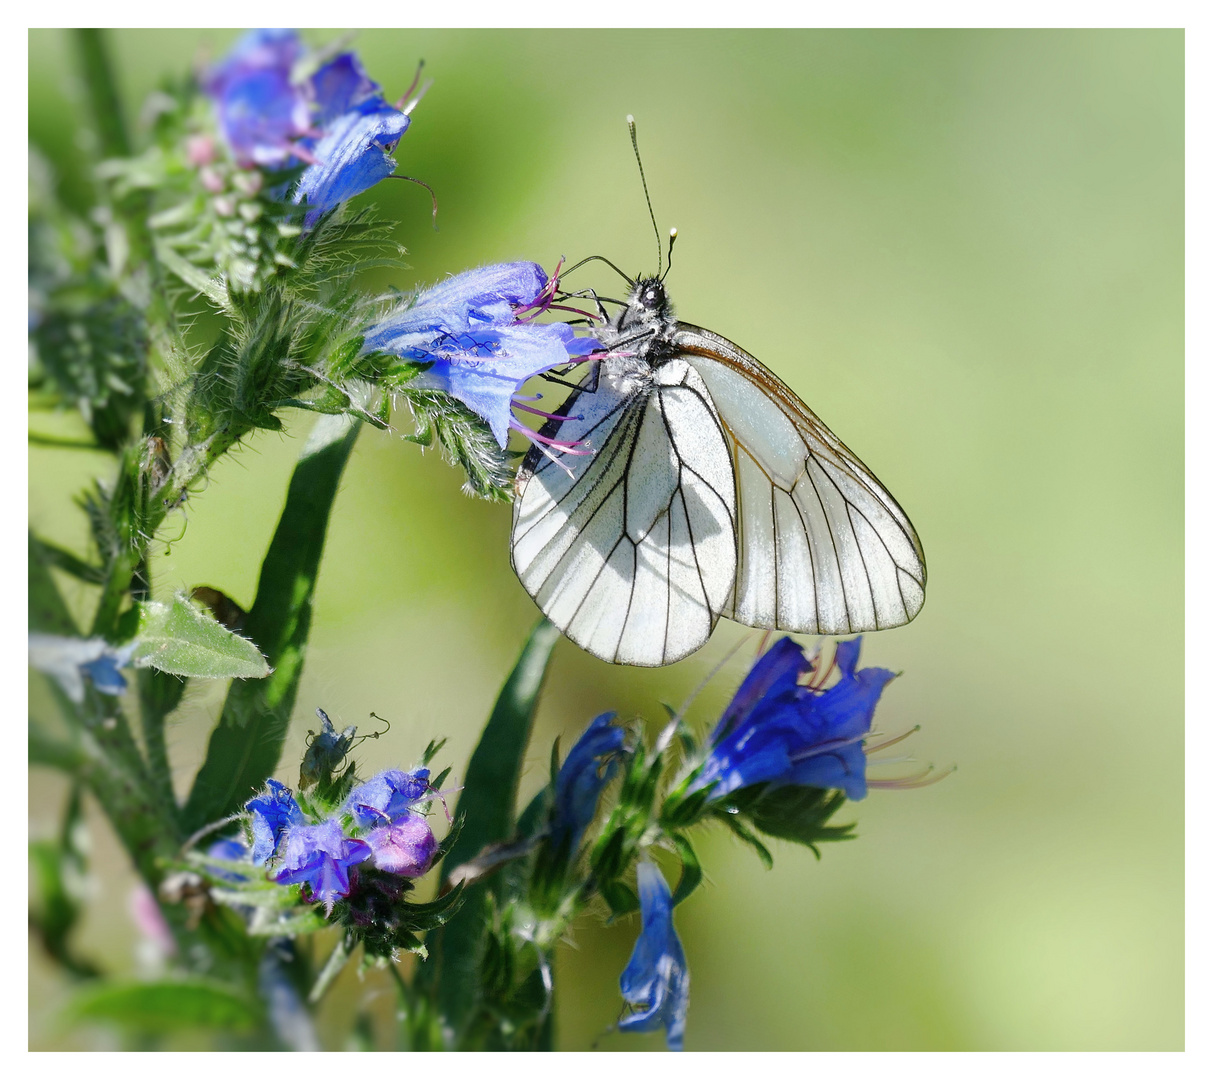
[132,597,269,679]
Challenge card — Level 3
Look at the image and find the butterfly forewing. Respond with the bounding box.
[511,360,736,666]
[675,324,927,636]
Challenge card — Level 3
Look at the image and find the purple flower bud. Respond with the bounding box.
[364,816,438,877]
[203,29,415,227]
[204,29,312,169]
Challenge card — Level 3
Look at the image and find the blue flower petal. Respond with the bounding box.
[295,101,409,227]
[346,768,431,828]
[246,778,305,864]
[694,637,896,802]
[274,820,370,913]
[309,53,382,127]
[551,713,625,855]
[28,634,135,704]
[364,262,599,448]
[619,863,690,1051]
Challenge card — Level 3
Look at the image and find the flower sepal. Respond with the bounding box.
[329,867,465,960]
[588,741,665,899]
[713,783,855,861]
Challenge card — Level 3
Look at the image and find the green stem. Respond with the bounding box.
[70,29,180,445]
[71,30,131,159]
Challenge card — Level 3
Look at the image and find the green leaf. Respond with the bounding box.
[439,618,562,874]
[717,810,774,870]
[30,536,105,584]
[69,977,260,1033]
[670,833,704,906]
[599,879,640,918]
[132,597,269,679]
[154,241,229,309]
[418,618,561,1034]
[182,414,360,831]
[28,532,79,636]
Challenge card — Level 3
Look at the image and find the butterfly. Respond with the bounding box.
[509,270,927,668]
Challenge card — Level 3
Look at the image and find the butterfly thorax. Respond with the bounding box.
[599,276,680,367]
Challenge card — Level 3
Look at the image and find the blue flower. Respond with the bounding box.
[204,30,413,226]
[273,820,370,913]
[345,768,431,828]
[205,837,253,883]
[619,862,690,1052]
[293,54,410,228]
[363,261,601,449]
[364,816,438,877]
[204,29,312,168]
[28,633,136,704]
[551,712,625,855]
[245,778,305,864]
[693,637,896,802]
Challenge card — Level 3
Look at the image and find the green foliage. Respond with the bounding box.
[420,618,561,1042]
[132,597,270,679]
[721,783,856,857]
[333,875,466,960]
[591,738,666,902]
[28,532,80,636]
[184,415,361,831]
[29,150,148,452]
[669,833,704,906]
[69,978,262,1034]
[393,386,515,501]
[28,786,100,979]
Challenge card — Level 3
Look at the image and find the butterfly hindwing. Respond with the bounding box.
[676,324,927,636]
[511,360,736,666]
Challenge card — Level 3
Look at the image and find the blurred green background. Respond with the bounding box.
[28,29,1183,1050]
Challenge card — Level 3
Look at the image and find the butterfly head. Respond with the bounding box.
[606,276,677,360]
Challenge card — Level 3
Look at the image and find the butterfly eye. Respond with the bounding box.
[640,284,663,310]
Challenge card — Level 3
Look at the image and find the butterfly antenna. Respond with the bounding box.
[627,114,663,276]
[562,253,635,287]
[662,227,678,282]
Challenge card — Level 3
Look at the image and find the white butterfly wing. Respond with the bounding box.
[676,324,927,635]
[511,359,737,666]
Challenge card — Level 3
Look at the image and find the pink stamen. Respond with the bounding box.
[397,77,433,116]
[864,725,922,754]
[807,648,838,691]
[289,142,322,166]
[544,303,599,319]
[787,734,865,764]
[395,60,425,112]
[868,764,955,790]
[529,439,576,477]
[513,399,584,423]
[514,271,563,323]
[527,429,593,453]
